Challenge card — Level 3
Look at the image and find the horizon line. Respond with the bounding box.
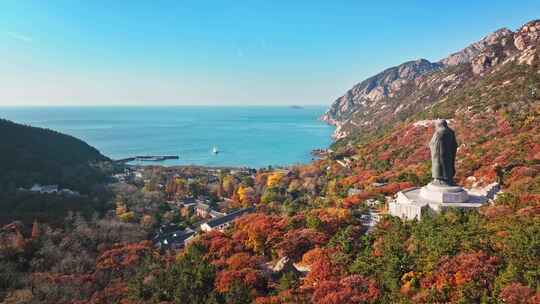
[0,104,330,108]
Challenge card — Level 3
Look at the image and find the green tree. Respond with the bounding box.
[224,281,251,304]
[129,243,220,304]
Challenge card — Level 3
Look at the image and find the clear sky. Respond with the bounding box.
[1,1,539,106]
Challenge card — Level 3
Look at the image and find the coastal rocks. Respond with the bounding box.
[336,122,354,140]
[321,59,442,122]
[321,59,442,138]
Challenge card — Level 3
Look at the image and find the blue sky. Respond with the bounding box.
[1,1,539,106]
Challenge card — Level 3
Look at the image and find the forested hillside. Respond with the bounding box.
[0,119,115,226]
[0,119,110,193]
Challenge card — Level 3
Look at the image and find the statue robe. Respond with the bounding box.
[429,126,458,185]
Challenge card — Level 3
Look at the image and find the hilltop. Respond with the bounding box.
[0,119,116,225]
[0,119,111,193]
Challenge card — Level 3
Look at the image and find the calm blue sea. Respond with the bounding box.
[0,106,334,168]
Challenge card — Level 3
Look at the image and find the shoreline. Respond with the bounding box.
[124,146,331,170]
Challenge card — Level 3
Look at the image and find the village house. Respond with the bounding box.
[181,197,197,204]
[133,171,144,180]
[30,184,58,194]
[153,223,195,251]
[200,207,254,232]
[58,189,80,196]
[22,184,80,196]
[154,229,195,251]
[347,188,363,196]
[113,173,127,182]
[194,203,211,218]
[209,210,226,218]
[112,168,135,183]
[157,222,183,235]
[180,203,195,217]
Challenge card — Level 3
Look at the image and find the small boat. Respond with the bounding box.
[212,146,219,154]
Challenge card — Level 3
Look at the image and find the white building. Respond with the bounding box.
[389,183,500,220]
[30,184,58,194]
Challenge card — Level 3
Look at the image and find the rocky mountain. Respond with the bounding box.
[322,19,540,140]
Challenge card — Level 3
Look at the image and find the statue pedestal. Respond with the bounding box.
[419,183,469,203]
[389,182,497,220]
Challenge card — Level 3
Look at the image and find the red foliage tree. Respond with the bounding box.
[96,241,154,271]
[375,182,414,195]
[300,248,345,289]
[31,220,40,239]
[420,251,499,301]
[255,290,300,304]
[308,208,352,235]
[343,193,373,209]
[499,282,535,304]
[88,279,131,304]
[480,205,513,220]
[198,230,242,261]
[215,252,266,293]
[311,275,380,304]
[276,228,329,261]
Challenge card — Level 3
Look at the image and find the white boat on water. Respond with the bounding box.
[212,146,219,154]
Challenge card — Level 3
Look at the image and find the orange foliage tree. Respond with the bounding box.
[237,185,257,207]
[419,251,499,302]
[215,252,266,294]
[233,213,286,256]
[310,275,380,304]
[96,241,154,272]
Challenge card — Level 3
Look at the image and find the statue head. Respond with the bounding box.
[435,119,448,130]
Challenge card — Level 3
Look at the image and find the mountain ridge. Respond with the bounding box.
[322,19,540,140]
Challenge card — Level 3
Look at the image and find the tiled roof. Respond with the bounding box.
[156,230,195,250]
[205,207,254,228]
[195,203,210,210]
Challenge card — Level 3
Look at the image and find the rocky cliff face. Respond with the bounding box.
[322,19,540,140]
[320,59,443,138]
[440,28,514,66]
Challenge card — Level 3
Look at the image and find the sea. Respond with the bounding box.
[0,106,334,168]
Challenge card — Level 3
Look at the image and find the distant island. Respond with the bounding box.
[289,105,304,109]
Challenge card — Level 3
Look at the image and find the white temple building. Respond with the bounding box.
[389,182,500,220]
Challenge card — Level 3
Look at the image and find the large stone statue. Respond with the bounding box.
[429,119,458,186]
[388,119,497,220]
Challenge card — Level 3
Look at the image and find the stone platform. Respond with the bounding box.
[419,183,469,203]
[389,183,500,220]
